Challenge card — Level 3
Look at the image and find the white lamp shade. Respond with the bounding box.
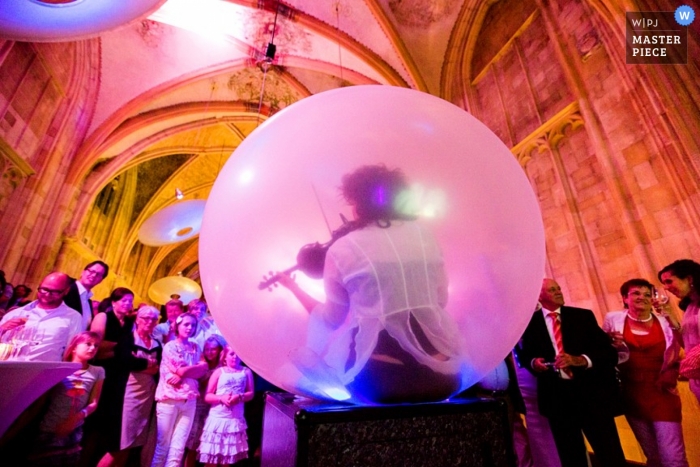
[148,275,202,305]
[0,0,167,42]
[138,200,206,247]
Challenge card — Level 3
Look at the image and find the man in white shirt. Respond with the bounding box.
[63,260,109,330]
[0,272,82,361]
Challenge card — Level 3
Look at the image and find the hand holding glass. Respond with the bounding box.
[653,289,669,308]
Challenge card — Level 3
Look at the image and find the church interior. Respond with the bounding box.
[0,0,699,463]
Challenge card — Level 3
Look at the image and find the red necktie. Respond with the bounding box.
[548,312,573,377]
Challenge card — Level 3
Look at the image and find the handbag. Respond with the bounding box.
[679,344,700,380]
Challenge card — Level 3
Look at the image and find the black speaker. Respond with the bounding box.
[260,392,514,467]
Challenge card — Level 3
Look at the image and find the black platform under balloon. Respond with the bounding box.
[260,392,513,467]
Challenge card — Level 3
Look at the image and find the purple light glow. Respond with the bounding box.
[0,0,167,42]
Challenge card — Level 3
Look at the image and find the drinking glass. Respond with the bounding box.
[653,288,669,307]
[0,329,14,360]
[10,327,28,360]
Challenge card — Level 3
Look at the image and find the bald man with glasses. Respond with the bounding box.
[64,261,109,330]
[0,272,81,361]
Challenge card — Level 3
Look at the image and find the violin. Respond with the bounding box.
[258,218,364,291]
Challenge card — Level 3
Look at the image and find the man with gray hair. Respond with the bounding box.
[518,278,625,467]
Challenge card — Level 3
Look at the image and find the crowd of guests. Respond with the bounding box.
[1,257,700,466]
[0,263,255,467]
[502,259,700,467]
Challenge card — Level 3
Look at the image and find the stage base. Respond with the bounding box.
[260,392,513,467]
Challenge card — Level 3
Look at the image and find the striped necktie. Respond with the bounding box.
[548,312,573,377]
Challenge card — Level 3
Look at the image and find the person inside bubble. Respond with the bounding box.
[276,164,463,404]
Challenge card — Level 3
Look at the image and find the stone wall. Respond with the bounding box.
[467,0,700,318]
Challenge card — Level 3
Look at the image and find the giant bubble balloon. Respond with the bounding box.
[200,85,545,404]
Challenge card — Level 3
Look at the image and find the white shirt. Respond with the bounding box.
[307,221,464,384]
[539,307,592,377]
[602,310,679,367]
[191,316,222,352]
[0,301,82,361]
[76,281,93,331]
[153,321,173,345]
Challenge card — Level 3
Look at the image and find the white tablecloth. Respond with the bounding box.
[0,361,80,438]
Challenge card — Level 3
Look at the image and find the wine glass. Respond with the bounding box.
[653,288,669,306]
[0,329,15,360]
[10,327,29,360]
[653,288,669,313]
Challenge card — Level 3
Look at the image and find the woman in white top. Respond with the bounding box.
[658,259,700,403]
[278,165,462,404]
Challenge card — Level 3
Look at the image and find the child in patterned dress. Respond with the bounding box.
[29,331,105,466]
[198,346,253,466]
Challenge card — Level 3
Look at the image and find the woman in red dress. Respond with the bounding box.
[603,278,688,467]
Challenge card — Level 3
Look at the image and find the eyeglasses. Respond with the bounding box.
[38,287,65,295]
[138,316,159,321]
[628,291,652,298]
[84,268,104,277]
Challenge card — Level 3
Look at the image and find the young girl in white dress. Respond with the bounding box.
[198,346,254,466]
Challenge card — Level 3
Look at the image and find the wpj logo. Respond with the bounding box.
[630,17,660,28]
[625,6,693,64]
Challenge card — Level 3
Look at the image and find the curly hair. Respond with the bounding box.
[340,164,414,224]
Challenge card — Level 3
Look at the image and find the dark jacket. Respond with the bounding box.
[516,306,619,418]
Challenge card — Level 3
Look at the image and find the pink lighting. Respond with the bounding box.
[200,86,546,403]
[148,0,249,41]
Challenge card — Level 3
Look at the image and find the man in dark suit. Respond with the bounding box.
[64,260,109,330]
[517,278,625,467]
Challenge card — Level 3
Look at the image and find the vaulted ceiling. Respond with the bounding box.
[64,0,517,297]
[3,0,697,308]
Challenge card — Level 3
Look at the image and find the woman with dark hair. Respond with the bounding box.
[0,282,13,315]
[81,288,137,465]
[658,259,700,403]
[90,287,136,361]
[278,164,462,404]
[603,278,687,467]
[95,306,162,467]
[7,284,32,309]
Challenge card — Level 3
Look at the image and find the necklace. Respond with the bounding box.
[627,313,653,323]
[137,332,151,346]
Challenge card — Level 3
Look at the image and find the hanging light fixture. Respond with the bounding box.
[1,0,166,42]
[148,274,202,305]
[138,199,206,246]
[254,1,280,126]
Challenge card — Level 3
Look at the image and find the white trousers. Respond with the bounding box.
[626,417,688,467]
[514,361,562,467]
[151,399,196,467]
